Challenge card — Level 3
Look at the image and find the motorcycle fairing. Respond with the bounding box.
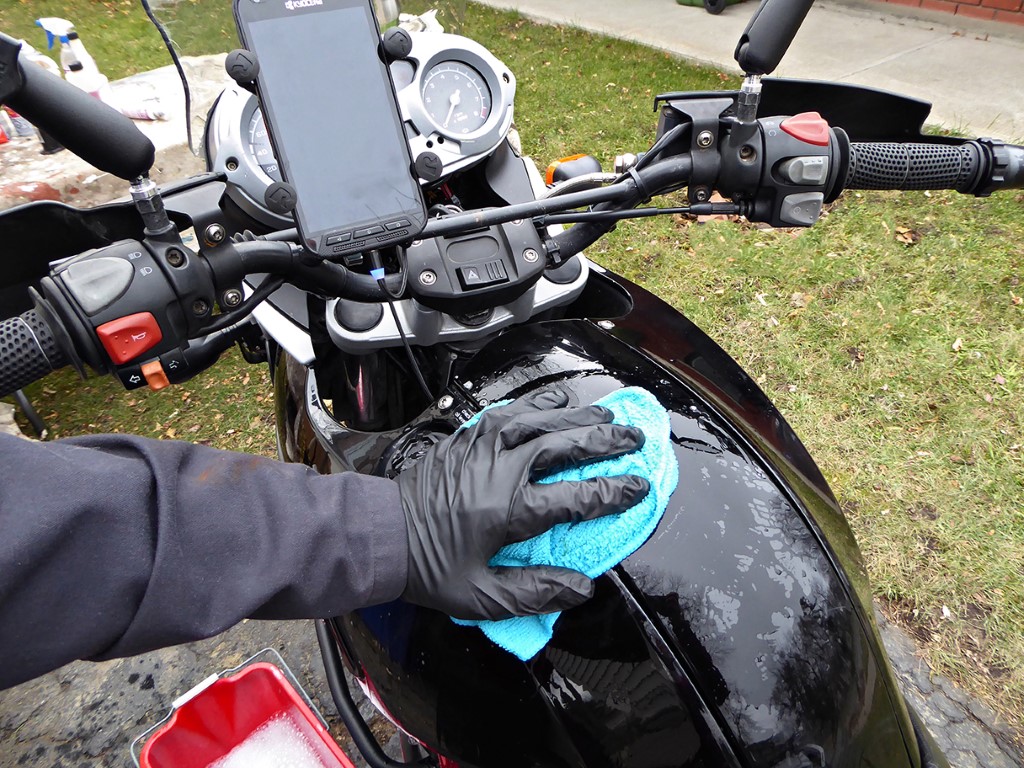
[292,269,927,768]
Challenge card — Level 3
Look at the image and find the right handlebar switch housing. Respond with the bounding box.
[718,111,847,228]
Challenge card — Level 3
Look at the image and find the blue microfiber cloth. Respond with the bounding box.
[454,386,679,660]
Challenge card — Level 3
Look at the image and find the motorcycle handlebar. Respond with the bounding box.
[0,309,69,399]
[3,127,1020,397]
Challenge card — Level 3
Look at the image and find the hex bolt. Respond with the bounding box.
[597,320,616,330]
[419,270,437,286]
[478,398,489,406]
[697,130,714,149]
[464,380,474,391]
[739,145,757,161]
[165,248,186,268]
[192,299,210,316]
[222,289,243,308]
[438,395,454,411]
[523,248,539,263]
[205,223,227,246]
[692,186,711,203]
[225,158,239,172]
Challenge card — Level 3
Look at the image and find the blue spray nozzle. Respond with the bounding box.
[35,18,74,50]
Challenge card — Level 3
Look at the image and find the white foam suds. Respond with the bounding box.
[209,714,331,768]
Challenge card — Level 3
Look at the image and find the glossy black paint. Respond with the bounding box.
[285,269,924,768]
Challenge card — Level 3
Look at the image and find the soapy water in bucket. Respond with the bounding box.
[209,714,328,768]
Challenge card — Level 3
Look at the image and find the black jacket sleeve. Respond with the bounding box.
[0,432,407,690]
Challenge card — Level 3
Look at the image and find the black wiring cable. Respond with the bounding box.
[537,202,742,225]
[190,276,285,338]
[369,252,433,401]
[633,123,687,172]
[139,0,193,154]
[381,294,433,401]
[380,248,410,300]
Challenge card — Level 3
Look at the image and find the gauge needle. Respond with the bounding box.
[444,89,462,129]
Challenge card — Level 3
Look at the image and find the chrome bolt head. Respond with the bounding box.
[419,270,437,286]
[205,223,227,246]
[523,248,540,263]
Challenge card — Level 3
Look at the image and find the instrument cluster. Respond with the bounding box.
[206,31,516,227]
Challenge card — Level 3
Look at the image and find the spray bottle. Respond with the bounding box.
[35,18,111,101]
[14,40,64,153]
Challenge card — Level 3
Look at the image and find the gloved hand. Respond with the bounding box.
[398,389,650,621]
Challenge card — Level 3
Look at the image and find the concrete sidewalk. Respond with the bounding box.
[474,0,1024,140]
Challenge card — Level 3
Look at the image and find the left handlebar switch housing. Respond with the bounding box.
[39,239,192,390]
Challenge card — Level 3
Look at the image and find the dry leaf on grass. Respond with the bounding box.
[895,226,921,245]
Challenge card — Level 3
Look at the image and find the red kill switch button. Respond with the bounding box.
[780,112,830,146]
[96,312,163,364]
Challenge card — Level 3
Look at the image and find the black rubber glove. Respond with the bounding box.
[398,389,650,621]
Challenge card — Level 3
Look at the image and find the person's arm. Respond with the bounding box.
[0,432,405,689]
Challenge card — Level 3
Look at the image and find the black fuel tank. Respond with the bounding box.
[310,273,923,768]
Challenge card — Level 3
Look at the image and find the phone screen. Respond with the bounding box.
[239,0,425,255]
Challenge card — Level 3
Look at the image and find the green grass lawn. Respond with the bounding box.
[2,0,1023,737]
[0,0,236,79]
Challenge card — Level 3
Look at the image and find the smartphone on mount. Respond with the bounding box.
[233,0,427,259]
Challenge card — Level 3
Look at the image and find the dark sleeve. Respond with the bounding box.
[0,432,407,689]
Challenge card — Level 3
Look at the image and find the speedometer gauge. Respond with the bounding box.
[421,62,492,135]
[247,109,282,182]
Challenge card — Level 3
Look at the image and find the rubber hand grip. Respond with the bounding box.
[845,142,982,192]
[0,309,69,398]
[8,60,155,181]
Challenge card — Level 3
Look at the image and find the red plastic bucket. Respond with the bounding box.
[139,662,354,768]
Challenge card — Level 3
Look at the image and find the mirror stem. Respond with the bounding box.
[737,74,762,124]
[130,177,174,238]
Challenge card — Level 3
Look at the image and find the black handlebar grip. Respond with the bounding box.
[7,58,155,181]
[0,309,69,398]
[845,142,983,192]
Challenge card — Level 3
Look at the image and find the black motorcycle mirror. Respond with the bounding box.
[0,32,156,181]
[0,32,176,237]
[732,0,815,121]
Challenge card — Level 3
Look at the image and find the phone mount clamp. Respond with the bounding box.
[226,49,260,94]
